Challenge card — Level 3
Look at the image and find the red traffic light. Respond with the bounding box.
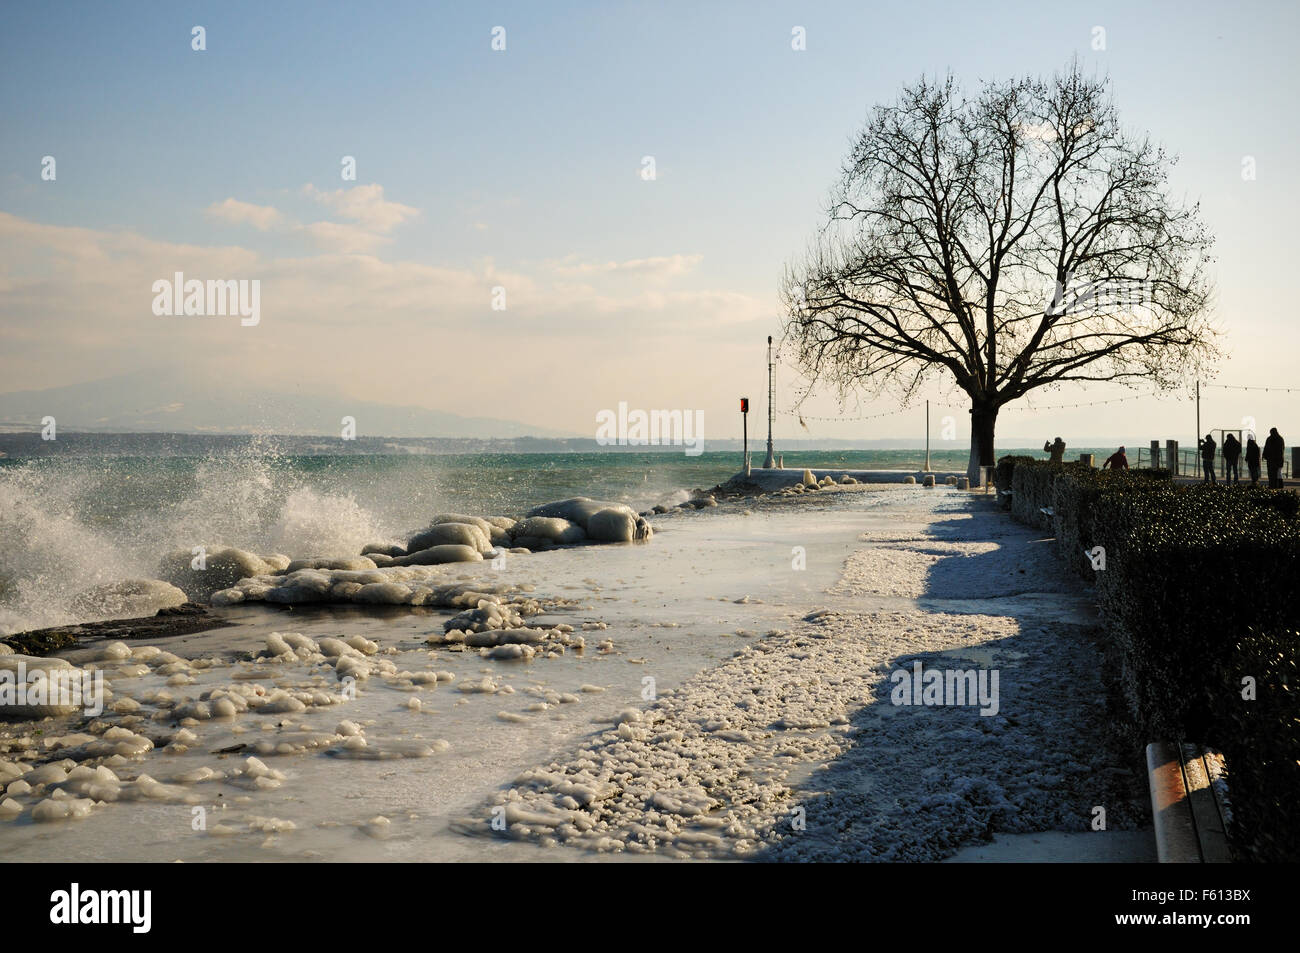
[740,398,749,413]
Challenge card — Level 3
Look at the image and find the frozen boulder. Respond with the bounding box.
[406,522,492,555]
[361,542,406,558]
[69,578,187,619]
[510,516,586,546]
[159,546,285,602]
[429,514,494,535]
[263,570,334,604]
[525,498,635,530]
[286,556,378,572]
[394,544,484,566]
[0,655,86,718]
[587,508,638,543]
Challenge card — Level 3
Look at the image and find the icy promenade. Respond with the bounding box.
[472,485,1154,860]
[0,484,1151,862]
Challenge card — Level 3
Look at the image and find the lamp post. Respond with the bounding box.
[763,336,776,468]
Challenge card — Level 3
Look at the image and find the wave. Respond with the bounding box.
[0,439,392,634]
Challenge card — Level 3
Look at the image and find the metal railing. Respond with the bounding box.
[1130,446,1291,481]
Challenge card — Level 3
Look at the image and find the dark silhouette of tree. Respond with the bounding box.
[782,63,1219,481]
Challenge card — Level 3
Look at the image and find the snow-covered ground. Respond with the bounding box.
[0,485,1151,862]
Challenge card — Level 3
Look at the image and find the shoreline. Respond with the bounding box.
[0,481,1151,862]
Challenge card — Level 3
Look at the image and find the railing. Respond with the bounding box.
[1132,446,1291,480]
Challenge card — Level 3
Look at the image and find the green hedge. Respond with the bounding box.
[1090,487,1300,861]
[1214,626,1300,863]
[1000,458,1300,861]
[1051,466,1173,580]
[1009,459,1085,530]
[994,455,1033,509]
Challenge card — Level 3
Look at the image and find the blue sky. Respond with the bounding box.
[2,1,1298,442]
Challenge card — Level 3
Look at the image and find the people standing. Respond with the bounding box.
[1263,427,1286,489]
[1246,435,1262,486]
[1200,433,1217,484]
[1043,437,1066,464]
[1222,433,1242,485]
[1103,446,1129,470]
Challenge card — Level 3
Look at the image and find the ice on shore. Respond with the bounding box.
[70,579,188,618]
[524,499,652,544]
[159,547,291,601]
[406,522,493,555]
[0,654,87,718]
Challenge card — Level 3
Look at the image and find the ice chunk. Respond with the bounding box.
[159,546,284,602]
[69,579,187,619]
[587,508,638,543]
[286,556,378,572]
[510,517,586,546]
[406,522,492,555]
[394,544,484,566]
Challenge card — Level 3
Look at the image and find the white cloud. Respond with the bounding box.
[302,183,419,233]
[297,221,391,255]
[552,254,703,279]
[206,198,283,231]
[0,211,773,432]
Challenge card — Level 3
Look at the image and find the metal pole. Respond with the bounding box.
[925,400,931,471]
[763,335,776,468]
[1195,380,1200,456]
[743,410,748,469]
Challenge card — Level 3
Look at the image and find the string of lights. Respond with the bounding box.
[772,361,1294,426]
[1201,383,1299,394]
[1004,391,1174,412]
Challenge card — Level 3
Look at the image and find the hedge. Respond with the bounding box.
[995,455,1033,501]
[1091,488,1300,861]
[998,454,1300,861]
[1051,466,1173,579]
[1009,459,1086,530]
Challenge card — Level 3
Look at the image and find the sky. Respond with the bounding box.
[2,0,1298,447]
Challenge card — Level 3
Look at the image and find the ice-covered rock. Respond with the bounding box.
[587,508,638,543]
[159,546,288,602]
[510,517,586,547]
[394,544,484,566]
[0,655,87,718]
[285,556,378,572]
[69,579,187,619]
[406,522,492,555]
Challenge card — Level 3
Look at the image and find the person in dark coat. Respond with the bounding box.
[1246,435,1262,486]
[1263,427,1286,489]
[1222,433,1242,485]
[1199,433,1216,484]
[1043,437,1066,464]
[1102,446,1129,470]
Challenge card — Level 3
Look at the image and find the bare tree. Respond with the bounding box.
[782,63,1219,482]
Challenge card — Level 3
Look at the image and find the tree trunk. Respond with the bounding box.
[967,405,998,486]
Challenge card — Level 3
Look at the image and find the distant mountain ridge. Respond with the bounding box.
[0,368,574,439]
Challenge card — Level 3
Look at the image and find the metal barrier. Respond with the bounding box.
[1130,446,1291,480]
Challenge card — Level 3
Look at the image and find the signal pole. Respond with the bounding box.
[763,335,776,468]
